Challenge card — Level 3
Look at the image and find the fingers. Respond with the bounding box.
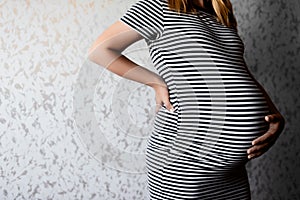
[252,122,279,145]
[247,112,286,160]
[164,100,174,112]
[154,85,174,113]
[155,101,174,113]
[160,88,174,112]
[247,137,276,159]
[265,114,278,123]
[265,113,285,124]
[247,144,268,159]
[252,114,282,145]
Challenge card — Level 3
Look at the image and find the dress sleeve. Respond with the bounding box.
[119,0,164,41]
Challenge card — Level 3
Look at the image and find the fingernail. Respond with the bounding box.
[248,155,251,159]
[170,108,174,112]
[265,116,269,121]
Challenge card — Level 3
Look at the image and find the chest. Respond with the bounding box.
[162,11,245,54]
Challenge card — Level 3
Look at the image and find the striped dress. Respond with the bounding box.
[120,0,270,199]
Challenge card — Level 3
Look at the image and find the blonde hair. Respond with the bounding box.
[168,0,237,29]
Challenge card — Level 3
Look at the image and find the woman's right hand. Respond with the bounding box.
[152,83,174,114]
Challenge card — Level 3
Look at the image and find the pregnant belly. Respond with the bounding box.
[150,80,271,170]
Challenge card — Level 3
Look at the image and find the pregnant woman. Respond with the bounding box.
[88,0,285,199]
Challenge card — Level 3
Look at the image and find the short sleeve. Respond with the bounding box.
[119,0,164,41]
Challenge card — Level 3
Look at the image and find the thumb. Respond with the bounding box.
[265,114,276,122]
[164,101,174,112]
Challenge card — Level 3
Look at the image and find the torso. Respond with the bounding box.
[145,1,270,199]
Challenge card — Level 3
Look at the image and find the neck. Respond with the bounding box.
[193,0,214,15]
[194,0,205,8]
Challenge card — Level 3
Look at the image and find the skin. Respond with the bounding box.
[88,0,285,160]
[194,0,205,7]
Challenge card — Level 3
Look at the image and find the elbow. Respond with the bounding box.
[87,47,98,63]
[87,46,106,64]
[87,46,121,67]
[87,54,95,63]
[87,40,106,62]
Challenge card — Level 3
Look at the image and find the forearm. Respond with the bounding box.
[88,47,166,88]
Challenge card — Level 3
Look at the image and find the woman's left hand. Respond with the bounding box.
[247,112,285,159]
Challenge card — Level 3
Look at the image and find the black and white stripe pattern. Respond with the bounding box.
[120,0,270,199]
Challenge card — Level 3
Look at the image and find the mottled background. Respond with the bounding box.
[0,0,299,199]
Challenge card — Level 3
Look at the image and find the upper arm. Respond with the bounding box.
[88,20,144,56]
[88,0,164,56]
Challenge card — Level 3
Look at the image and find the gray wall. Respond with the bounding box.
[0,0,299,199]
[232,0,300,199]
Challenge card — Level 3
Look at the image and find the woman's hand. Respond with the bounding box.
[247,112,285,159]
[152,83,174,113]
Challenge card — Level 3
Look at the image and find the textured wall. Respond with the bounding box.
[232,0,300,199]
[0,0,299,200]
